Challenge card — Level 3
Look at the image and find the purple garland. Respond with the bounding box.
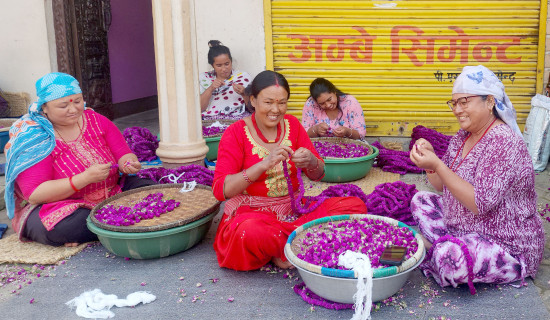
[365,181,418,226]
[409,125,452,158]
[281,161,417,225]
[137,164,214,186]
[294,282,354,310]
[372,141,422,174]
[426,234,476,295]
[123,127,159,161]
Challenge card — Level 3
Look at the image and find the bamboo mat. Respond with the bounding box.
[303,167,400,197]
[0,234,89,265]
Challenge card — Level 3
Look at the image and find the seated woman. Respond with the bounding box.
[199,40,251,119]
[302,78,366,139]
[4,72,155,247]
[409,65,544,291]
[212,71,367,271]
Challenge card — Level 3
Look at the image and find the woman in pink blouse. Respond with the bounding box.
[4,73,155,247]
[301,78,366,139]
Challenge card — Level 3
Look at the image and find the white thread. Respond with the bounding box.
[338,251,373,320]
[179,181,197,193]
[66,289,156,319]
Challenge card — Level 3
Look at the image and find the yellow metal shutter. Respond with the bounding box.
[264,0,547,136]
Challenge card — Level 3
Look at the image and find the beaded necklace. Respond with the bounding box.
[449,117,497,172]
[251,112,282,143]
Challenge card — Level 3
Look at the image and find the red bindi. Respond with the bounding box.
[69,99,73,102]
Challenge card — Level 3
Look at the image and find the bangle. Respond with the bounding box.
[69,176,80,192]
[311,127,317,136]
[425,169,436,174]
[306,158,321,171]
[242,169,253,184]
[346,129,353,138]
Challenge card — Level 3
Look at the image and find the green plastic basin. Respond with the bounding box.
[205,136,221,161]
[321,145,379,182]
[86,210,217,259]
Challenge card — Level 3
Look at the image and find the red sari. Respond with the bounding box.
[212,115,367,271]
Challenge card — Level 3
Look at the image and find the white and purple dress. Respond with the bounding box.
[411,124,545,288]
[199,70,251,119]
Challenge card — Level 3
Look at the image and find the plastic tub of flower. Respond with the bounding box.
[284,214,425,304]
[202,119,235,161]
[312,137,379,183]
[87,184,220,259]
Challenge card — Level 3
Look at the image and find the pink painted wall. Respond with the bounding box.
[108,0,157,103]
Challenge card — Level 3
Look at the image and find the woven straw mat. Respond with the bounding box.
[1,91,31,117]
[0,234,88,265]
[90,184,220,233]
[302,167,399,197]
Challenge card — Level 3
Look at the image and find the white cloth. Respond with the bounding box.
[452,65,522,137]
[66,289,156,319]
[338,251,373,320]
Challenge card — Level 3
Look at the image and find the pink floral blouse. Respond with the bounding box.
[14,110,131,232]
[301,95,367,138]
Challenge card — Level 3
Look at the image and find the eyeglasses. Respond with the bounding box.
[446,95,485,111]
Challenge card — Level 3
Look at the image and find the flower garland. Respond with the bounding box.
[372,141,423,174]
[137,164,214,186]
[294,282,354,310]
[123,127,159,162]
[365,181,418,226]
[294,218,418,269]
[282,161,417,224]
[426,234,476,295]
[94,193,180,226]
[282,161,327,219]
[408,125,452,159]
[313,141,371,158]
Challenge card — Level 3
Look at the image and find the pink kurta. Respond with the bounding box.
[13,110,131,234]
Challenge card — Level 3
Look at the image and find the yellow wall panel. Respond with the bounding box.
[265,0,547,136]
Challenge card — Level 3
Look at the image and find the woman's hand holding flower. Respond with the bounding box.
[262,145,294,171]
[118,154,141,174]
[332,126,350,138]
[314,123,330,137]
[83,163,111,184]
[291,147,316,169]
[233,83,246,96]
[410,139,440,172]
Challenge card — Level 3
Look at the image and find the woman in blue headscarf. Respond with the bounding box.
[5,72,155,247]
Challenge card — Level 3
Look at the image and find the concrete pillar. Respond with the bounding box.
[152,0,208,166]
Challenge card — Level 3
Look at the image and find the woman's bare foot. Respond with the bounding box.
[64,242,79,247]
[272,257,294,269]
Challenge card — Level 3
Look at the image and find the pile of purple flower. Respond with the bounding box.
[409,125,451,158]
[137,164,214,186]
[123,126,159,161]
[313,141,371,158]
[295,218,418,269]
[94,193,180,226]
[202,125,228,137]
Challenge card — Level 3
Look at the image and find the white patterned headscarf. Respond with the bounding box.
[452,65,522,136]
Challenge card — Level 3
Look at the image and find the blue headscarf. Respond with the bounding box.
[4,72,82,219]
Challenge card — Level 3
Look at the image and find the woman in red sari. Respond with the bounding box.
[212,71,367,271]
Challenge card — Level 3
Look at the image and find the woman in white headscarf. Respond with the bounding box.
[409,65,544,294]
